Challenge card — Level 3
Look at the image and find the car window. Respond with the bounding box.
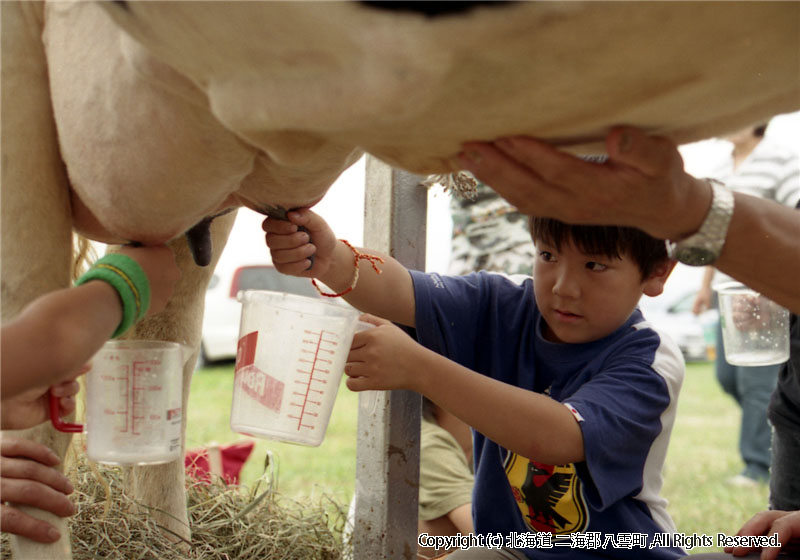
[236,267,319,298]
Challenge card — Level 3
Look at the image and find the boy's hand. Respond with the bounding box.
[263,209,338,277]
[1,368,84,431]
[344,314,424,393]
[118,245,180,316]
[0,437,76,543]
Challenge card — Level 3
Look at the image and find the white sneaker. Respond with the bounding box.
[727,474,761,487]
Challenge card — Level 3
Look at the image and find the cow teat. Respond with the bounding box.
[185,217,214,267]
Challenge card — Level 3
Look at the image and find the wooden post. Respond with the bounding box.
[352,156,425,559]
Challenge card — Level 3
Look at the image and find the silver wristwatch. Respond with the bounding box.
[667,179,734,266]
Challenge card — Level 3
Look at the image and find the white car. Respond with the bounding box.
[639,290,719,363]
[199,264,320,366]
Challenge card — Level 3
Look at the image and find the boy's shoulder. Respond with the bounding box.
[624,314,686,384]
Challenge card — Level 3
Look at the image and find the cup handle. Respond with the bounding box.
[49,390,83,433]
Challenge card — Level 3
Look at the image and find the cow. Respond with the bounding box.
[2,1,798,558]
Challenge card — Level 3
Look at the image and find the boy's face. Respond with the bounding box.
[533,240,670,344]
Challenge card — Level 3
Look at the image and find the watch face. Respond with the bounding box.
[675,246,716,266]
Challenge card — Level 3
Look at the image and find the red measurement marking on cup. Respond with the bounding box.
[288,329,338,431]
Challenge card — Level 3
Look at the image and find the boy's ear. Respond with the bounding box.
[642,259,677,297]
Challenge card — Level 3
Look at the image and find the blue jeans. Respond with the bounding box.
[715,321,781,480]
[769,422,800,510]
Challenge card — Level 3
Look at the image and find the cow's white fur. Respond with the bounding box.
[2,1,798,558]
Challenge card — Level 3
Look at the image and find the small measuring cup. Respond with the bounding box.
[715,282,790,366]
[51,340,185,465]
[231,290,367,446]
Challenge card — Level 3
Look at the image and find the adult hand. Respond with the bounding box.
[1,369,83,431]
[692,287,713,316]
[454,126,713,242]
[118,244,180,316]
[726,509,800,560]
[0,437,75,543]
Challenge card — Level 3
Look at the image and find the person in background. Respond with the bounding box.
[692,122,799,486]
[454,125,800,559]
[1,243,180,544]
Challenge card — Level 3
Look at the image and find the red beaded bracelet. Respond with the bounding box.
[312,239,384,298]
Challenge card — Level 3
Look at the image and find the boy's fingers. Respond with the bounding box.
[345,375,372,393]
[358,313,389,327]
[57,396,77,418]
[0,505,62,544]
[264,230,310,251]
[261,216,299,234]
[50,381,80,398]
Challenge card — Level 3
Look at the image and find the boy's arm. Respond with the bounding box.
[348,318,586,465]
[264,209,417,326]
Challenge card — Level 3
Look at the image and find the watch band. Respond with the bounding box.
[667,179,735,266]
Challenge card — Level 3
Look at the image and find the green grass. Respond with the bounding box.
[187,361,769,554]
[186,363,358,506]
[663,362,770,554]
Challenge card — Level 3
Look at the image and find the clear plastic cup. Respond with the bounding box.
[231,290,367,446]
[715,282,790,366]
[51,340,186,465]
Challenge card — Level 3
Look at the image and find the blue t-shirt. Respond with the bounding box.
[410,271,685,559]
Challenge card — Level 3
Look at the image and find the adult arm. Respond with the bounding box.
[455,127,800,313]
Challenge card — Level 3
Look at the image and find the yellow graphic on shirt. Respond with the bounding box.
[504,453,588,534]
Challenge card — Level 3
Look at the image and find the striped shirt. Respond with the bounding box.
[713,136,800,207]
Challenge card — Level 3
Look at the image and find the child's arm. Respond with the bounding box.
[263,209,417,327]
[349,315,585,465]
[0,245,179,399]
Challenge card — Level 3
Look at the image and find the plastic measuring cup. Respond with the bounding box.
[51,340,185,465]
[715,282,790,366]
[231,290,367,446]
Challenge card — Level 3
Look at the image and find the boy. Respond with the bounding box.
[264,209,685,559]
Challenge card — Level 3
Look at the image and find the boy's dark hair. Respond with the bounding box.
[529,217,668,280]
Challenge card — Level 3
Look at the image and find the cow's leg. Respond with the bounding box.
[122,211,237,542]
[1,2,76,559]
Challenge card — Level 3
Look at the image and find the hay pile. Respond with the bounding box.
[2,452,348,560]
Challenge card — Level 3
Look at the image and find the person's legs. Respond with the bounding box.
[769,422,800,510]
[736,364,780,482]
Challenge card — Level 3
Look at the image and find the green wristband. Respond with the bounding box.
[75,254,151,338]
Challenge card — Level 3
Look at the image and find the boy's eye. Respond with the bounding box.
[539,251,554,262]
[586,261,608,272]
